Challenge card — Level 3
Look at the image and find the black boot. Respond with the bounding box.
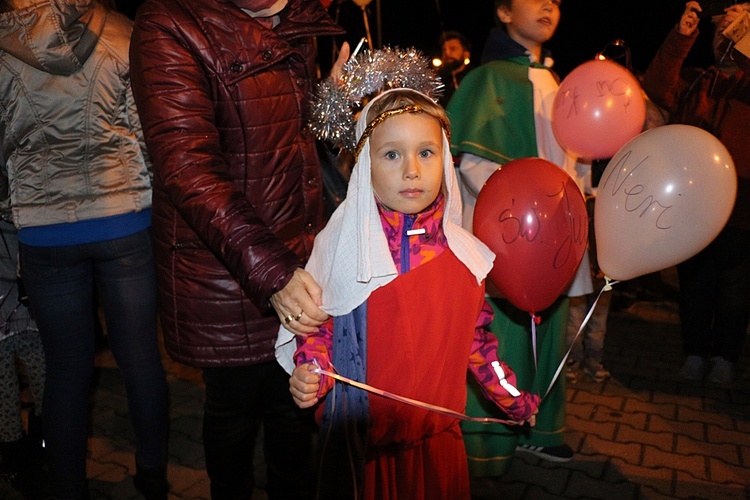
[0,438,24,476]
[26,411,45,464]
[0,435,51,499]
[134,464,169,500]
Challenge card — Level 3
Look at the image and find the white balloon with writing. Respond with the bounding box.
[594,124,736,281]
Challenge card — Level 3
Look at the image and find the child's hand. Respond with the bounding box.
[504,392,541,425]
[678,1,701,36]
[522,409,538,427]
[290,363,322,409]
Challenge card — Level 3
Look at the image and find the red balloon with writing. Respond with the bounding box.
[473,158,588,315]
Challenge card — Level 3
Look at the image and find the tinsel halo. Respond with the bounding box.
[308,46,444,152]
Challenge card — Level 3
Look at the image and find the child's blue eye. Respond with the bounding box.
[385,151,399,160]
[419,149,434,158]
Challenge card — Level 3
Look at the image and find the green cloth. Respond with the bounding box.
[447,58,539,164]
[449,55,571,477]
[463,297,569,477]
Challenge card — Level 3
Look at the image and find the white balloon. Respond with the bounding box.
[594,124,737,281]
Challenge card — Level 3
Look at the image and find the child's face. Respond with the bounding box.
[369,113,444,215]
[498,0,561,49]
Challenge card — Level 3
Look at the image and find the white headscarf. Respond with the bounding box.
[276,88,495,372]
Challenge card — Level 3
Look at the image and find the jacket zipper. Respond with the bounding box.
[401,215,416,273]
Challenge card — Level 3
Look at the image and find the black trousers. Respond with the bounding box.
[677,226,750,362]
[202,361,316,499]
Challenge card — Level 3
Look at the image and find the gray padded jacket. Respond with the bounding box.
[0,0,151,229]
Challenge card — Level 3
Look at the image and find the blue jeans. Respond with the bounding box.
[20,229,168,499]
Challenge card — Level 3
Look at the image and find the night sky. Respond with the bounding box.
[328,0,720,77]
[121,0,721,77]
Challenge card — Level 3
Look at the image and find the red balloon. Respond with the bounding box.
[473,158,588,314]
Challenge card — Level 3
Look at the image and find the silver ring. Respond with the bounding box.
[294,311,303,321]
[284,314,294,325]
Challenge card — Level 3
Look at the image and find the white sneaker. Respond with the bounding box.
[678,355,707,381]
[706,356,733,385]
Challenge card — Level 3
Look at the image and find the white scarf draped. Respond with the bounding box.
[276,88,495,373]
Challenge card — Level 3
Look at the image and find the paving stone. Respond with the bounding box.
[678,405,737,428]
[581,435,643,465]
[706,457,750,486]
[593,406,648,430]
[676,434,740,465]
[706,400,750,421]
[740,445,750,467]
[567,413,616,440]
[471,477,527,500]
[167,465,210,498]
[565,400,596,419]
[509,484,567,499]
[501,457,571,496]
[565,469,639,499]
[674,471,749,499]
[607,457,673,497]
[648,414,705,441]
[575,391,625,412]
[623,398,677,419]
[617,426,673,453]
[86,457,128,482]
[637,486,677,500]
[652,392,704,411]
[706,424,750,446]
[642,446,707,480]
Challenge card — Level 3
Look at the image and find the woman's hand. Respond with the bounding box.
[678,1,701,36]
[290,363,322,409]
[271,268,329,336]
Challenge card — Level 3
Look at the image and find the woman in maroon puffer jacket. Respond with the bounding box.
[130,0,344,497]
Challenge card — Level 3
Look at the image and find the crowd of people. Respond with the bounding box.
[0,0,747,498]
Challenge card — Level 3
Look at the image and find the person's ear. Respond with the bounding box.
[497,5,512,24]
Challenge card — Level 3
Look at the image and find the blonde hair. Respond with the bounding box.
[353,89,450,158]
[366,89,449,130]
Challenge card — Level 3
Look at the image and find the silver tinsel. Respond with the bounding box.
[308,47,444,152]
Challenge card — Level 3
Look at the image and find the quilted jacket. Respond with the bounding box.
[130,0,343,367]
[0,1,152,229]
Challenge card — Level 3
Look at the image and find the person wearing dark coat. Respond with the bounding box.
[130,0,344,497]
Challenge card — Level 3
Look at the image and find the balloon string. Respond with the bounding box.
[313,366,520,426]
[531,313,538,372]
[541,278,619,400]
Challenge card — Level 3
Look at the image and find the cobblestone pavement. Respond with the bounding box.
[3,284,749,499]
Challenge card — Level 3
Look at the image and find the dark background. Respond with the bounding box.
[326,0,720,77]
[120,0,722,77]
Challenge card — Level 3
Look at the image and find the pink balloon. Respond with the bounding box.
[594,125,737,281]
[473,158,587,314]
[552,59,646,161]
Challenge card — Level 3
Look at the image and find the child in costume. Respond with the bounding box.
[287,87,540,499]
[446,0,592,471]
